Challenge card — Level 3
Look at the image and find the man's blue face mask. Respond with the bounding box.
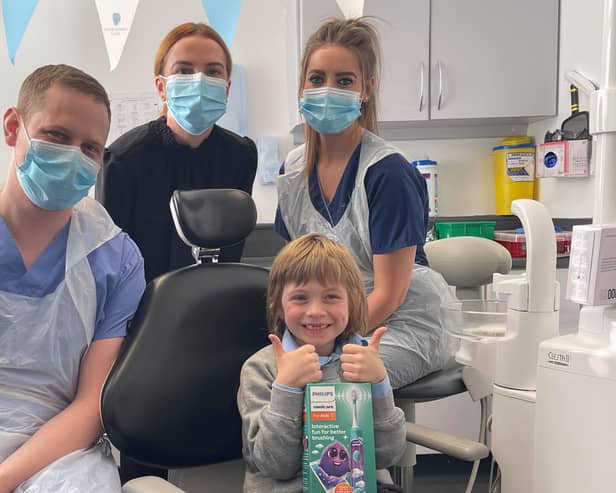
[299,87,362,134]
[163,73,228,135]
[16,123,99,211]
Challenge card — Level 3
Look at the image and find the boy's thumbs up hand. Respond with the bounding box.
[340,327,388,384]
[269,334,323,389]
[368,326,387,349]
[269,334,285,360]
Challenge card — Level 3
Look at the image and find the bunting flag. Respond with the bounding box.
[335,0,364,19]
[2,0,38,64]
[200,0,243,48]
[95,0,139,71]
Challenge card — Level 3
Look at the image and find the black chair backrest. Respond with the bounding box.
[101,189,270,469]
[171,188,257,250]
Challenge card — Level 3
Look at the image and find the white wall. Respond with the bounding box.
[0,0,603,222]
[527,0,604,218]
[0,0,604,223]
[396,138,500,216]
[0,0,293,222]
[0,0,600,465]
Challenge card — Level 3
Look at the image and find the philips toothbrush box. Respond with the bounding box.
[303,383,376,493]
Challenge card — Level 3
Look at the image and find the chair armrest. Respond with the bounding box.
[405,423,489,462]
[122,476,186,493]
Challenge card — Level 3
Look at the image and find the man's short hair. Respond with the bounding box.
[17,64,111,123]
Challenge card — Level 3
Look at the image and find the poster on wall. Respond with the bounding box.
[2,0,39,64]
[95,0,139,71]
[107,92,161,144]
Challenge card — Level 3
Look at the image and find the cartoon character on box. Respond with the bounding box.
[310,391,368,492]
[312,441,351,489]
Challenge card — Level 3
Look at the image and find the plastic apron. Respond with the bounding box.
[277,131,453,388]
[0,196,122,492]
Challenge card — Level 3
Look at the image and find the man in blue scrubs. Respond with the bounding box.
[0,65,145,492]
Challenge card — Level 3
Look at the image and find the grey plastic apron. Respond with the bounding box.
[277,131,452,388]
[0,196,122,492]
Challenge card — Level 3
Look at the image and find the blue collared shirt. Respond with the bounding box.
[0,217,145,341]
[272,329,392,397]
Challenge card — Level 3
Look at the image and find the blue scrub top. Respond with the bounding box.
[275,144,429,266]
[0,218,145,340]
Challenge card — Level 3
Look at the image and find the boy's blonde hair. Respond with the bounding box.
[267,234,368,342]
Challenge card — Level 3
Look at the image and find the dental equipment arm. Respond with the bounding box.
[565,70,599,96]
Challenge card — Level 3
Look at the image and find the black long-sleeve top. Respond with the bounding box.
[98,117,257,283]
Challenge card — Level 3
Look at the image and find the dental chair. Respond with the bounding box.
[392,236,512,492]
[241,223,287,268]
[100,189,270,493]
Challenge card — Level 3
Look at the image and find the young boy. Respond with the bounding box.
[238,234,406,492]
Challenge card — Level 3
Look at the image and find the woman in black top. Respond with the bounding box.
[100,22,257,283]
[98,22,257,483]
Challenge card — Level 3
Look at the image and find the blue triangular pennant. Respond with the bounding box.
[2,0,39,64]
[200,0,243,48]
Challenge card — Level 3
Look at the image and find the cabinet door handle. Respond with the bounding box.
[437,61,443,111]
[419,62,425,112]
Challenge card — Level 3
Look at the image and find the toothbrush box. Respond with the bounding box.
[303,382,376,493]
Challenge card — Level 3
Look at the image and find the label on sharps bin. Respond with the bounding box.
[506,151,535,182]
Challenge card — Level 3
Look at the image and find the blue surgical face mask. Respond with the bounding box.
[15,125,100,211]
[299,87,362,134]
[163,73,228,135]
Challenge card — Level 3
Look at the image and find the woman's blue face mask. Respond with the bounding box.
[299,87,362,134]
[16,124,99,211]
[163,73,228,135]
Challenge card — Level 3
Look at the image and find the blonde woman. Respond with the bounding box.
[275,18,452,389]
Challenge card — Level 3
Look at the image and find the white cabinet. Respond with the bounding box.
[287,0,559,139]
[364,0,430,122]
[430,0,559,120]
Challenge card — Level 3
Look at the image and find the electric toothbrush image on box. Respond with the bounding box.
[350,389,366,492]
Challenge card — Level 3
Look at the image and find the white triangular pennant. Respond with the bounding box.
[335,0,364,19]
[95,0,139,71]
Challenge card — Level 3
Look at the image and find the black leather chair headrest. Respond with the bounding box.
[170,189,257,249]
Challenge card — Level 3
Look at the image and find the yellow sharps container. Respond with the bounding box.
[493,136,536,214]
